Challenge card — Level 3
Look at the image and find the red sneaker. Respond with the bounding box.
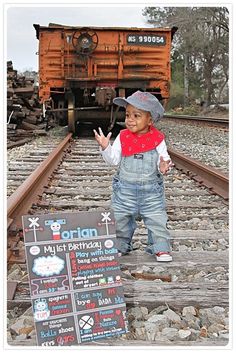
[155,252,172,262]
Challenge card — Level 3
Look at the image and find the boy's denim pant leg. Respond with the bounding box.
[112,178,171,255]
[113,212,136,254]
[142,212,171,254]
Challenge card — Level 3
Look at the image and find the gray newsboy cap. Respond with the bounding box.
[113,90,164,122]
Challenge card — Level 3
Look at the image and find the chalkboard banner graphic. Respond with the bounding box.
[22,210,129,346]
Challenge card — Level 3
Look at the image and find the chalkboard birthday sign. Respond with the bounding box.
[22,210,128,346]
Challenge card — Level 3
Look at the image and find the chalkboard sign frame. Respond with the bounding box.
[22,210,128,346]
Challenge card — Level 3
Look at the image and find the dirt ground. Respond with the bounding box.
[200,106,229,119]
[170,105,229,119]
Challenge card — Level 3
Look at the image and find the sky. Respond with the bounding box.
[5,0,235,73]
[6,4,152,72]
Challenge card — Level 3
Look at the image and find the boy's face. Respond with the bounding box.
[125,104,152,134]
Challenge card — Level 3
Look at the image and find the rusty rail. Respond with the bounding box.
[164,114,229,126]
[7,133,73,230]
[168,147,229,200]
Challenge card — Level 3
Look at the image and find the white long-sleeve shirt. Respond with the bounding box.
[100,134,171,169]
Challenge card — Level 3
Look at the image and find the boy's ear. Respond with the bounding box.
[148,113,153,125]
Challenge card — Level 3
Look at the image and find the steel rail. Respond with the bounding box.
[164,114,229,127]
[168,147,229,200]
[7,133,73,230]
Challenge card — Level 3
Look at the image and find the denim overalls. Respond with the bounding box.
[111,149,171,255]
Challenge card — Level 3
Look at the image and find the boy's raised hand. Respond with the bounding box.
[159,156,174,175]
[93,127,112,150]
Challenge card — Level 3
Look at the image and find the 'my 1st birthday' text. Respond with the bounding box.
[44,241,102,256]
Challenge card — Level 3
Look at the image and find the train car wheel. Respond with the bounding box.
[72,28,98,55]
[67,93,75,133]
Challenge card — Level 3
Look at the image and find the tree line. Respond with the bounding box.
[143,7,229,108]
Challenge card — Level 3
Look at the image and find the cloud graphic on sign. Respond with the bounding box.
[32,255,65,277]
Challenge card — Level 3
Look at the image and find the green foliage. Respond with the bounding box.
[167,104,201,116]
[171,52,184,87]
[143,6,229,106]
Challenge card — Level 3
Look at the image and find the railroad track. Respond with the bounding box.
[7,132,229,346]
[164,114,229,129]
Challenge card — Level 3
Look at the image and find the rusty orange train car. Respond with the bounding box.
[34,24,177,132]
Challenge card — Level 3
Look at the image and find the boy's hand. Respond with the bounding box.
[93,127,112,150]
[159,156,174,175]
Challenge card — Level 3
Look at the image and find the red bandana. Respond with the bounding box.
[120,126,164,157]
